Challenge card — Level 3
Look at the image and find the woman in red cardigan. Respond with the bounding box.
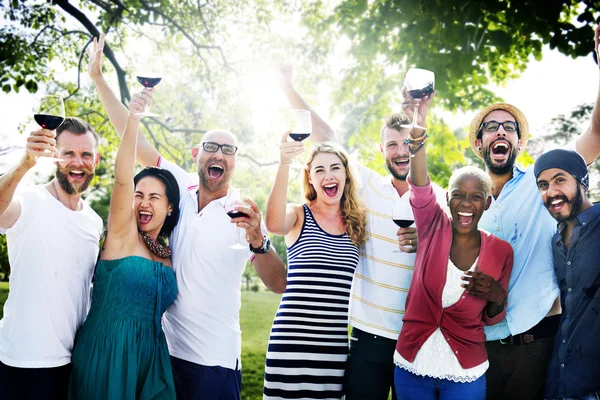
[393,93,513,400]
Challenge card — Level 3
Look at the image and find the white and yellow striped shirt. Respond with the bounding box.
[349,163,447,340]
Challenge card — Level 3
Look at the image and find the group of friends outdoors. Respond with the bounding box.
[0,25,599,400]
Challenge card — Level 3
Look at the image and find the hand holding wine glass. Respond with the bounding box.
[392,196,415,253]
[279,131,304,166]
[288,109,312,169]
[33,95,66,163]
[401,68,435,131]
[135,56,162,117]
[128,90,153,121]
[22,129,59,168]
[226,188,251,250]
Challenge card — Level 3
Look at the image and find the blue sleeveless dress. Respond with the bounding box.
[69,256,178,400]
[263,205,359,399]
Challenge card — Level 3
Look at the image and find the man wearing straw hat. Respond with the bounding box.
[469,31,600,399]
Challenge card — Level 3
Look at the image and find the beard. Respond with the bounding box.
[199,158,232,192]
[545,187,584,223]
[481,142,518,176]
[55,166,94,195]
[386,158,409,181]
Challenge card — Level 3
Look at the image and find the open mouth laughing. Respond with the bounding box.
[490,140,510,161]
[457,211,474,227]
[393,157,410,169]
[207,163,225,179]
[547,196,567,213]
[139,210,153,225]
[323,183,339,198]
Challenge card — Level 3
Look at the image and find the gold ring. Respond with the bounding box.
[409,239,412,245]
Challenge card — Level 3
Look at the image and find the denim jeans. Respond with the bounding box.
[394,365,486,400]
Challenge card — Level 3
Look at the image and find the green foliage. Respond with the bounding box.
[0,236,8,281]
[528,102,599,200]
[425,116,467,188]
[316,0,599,112]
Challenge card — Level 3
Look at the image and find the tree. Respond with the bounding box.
[528,102,599,200]
[325,0,599,112]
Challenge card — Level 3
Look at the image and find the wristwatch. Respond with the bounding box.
[249,235,271,254]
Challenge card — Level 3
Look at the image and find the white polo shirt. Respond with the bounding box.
[349,164,447,340]
[158,157,254,370]
[0,185,102,367]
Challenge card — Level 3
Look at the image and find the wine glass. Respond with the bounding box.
[392,196,414,253]
[225,188,251,250]
[135,57,162,117]
[288,109,312,169]
[401,68,435,131]
[34,95,66,163]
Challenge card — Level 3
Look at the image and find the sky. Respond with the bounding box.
[1,42,598,182]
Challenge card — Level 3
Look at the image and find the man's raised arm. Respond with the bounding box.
[576,24,600,165]
[88,34,159,168]
[276,64,337,143]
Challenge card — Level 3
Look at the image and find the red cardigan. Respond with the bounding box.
[396,179,514,369]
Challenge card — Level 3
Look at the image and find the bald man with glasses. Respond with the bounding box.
[88,33,287,399]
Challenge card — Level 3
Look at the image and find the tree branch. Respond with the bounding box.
[54,0,131,103]
[147,116,207,135]
[140,119,179,162]
[32,25,90,46]
[65,37,94,100]
[86,0,113,13]
[238,154,279,168]
[137,0,228,67]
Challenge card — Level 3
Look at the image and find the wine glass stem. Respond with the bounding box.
[412,102,419,126]
[236,226,241,246]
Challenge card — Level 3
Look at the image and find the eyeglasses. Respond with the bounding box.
[202,142,238,155]
[479,121,519,134]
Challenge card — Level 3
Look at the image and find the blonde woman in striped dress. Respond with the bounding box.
[264,134,367,399]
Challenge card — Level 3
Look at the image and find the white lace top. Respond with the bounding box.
[394,258,489,383]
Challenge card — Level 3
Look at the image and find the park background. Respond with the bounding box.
[1,1,599,398]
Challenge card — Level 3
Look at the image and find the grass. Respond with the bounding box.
[240,290,281,399]
[0,283,280,400]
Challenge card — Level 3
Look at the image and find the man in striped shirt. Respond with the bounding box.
[277,65,446,399]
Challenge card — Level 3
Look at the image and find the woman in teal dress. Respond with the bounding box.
[68,81,180,399]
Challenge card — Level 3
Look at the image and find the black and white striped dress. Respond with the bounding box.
[263,204,359,400]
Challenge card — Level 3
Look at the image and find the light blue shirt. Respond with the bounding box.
[480,166,560,341]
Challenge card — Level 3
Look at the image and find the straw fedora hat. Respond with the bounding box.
[469,103,529,160]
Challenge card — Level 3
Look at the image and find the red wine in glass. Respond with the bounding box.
[136,76,162,88]
[407,82,434,99]
[227,211,249,219]
[34,114,64,130]
[393,219,414,228]
[289,133,310,142]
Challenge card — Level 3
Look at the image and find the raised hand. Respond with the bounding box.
[279,131,304,166]
[461,270,507,306]
[276,63,293,88]
[88,33,105,82]
[401,86,436,134]
[23,129,58,167]
[128,89,154,120]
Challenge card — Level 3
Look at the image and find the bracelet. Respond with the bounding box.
[408,139,427,157]
[404,133,429,145]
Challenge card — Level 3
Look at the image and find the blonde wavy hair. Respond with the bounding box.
[303,142,367,247]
